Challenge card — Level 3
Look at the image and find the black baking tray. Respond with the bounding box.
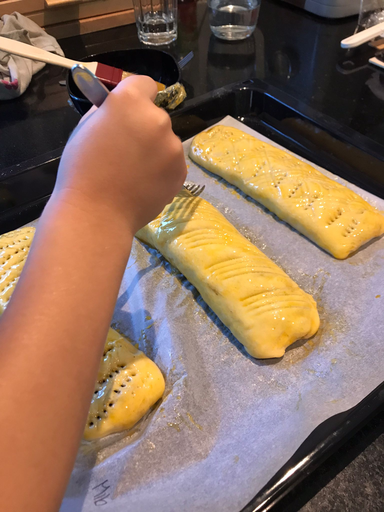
[170,81,384,511]
[1,79,384,235]
[1,80,384,510]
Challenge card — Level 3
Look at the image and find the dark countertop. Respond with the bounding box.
[1,0,384,510]
[2,0,384,173]
[275,408,384,512]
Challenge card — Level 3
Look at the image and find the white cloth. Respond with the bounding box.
[0,12,64,100]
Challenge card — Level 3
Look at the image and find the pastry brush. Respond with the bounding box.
[71,63,186,111]
[0,36,166,91]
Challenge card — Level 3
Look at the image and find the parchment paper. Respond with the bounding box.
[60,116,384,512]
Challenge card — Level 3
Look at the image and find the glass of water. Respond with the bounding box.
[208,0,260,41]
[133,0,177,46]
[358,0,384,28]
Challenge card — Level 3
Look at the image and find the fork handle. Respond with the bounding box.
[72,64,109,107]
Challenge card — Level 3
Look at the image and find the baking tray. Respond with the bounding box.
[2,80,384,511]
[1,80,384,236]
[171,84,384,510]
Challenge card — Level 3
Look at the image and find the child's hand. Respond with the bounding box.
[55,75,187,234]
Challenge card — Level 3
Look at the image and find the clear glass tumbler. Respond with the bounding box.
[208,0,260,41]
[133,0,178,46]
[358,0,384,28]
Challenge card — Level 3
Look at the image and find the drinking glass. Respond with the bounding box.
[133,0,177,46]
[358,0,384,27]
[208,0,260,41]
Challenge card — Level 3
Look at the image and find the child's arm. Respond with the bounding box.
[0,76,186,512]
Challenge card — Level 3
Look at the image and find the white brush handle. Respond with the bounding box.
[0,36,98,73]
[341,21,384,48]
[369,56,384,69]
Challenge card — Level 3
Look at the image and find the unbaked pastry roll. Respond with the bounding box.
[137,191,320,359]
[189,125,384,259]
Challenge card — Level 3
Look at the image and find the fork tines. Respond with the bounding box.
[183,181,205,197]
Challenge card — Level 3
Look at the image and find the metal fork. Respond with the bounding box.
[71,64,206,198]
[183,181,205,197]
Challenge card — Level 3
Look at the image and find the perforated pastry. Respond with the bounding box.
[189,125,384,259]
[0,227,35,313]
[85,328,165,440]
[137,191,320,359]
[0,226,164,439]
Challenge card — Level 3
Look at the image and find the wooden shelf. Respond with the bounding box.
[0,0,135,37]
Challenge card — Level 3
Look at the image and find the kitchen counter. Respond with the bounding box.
[274,408,384,512]
[1,0,384,510]
[2,0,384,174]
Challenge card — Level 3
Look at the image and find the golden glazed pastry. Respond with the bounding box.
[0,227,35,313]
[0,226,164,440]
[189,125,384,259]
[85,328,165,440]
[136,191,320,359]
